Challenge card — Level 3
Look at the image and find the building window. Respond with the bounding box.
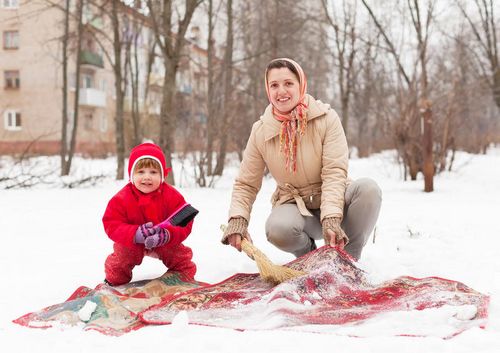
[3,31,19,49]
[99,78,106,92]
[4,70,20,89]
[82,73,94,89]
[2,0,19,9]
[99,112,107,132]
[84,113,93,130]
[4,110,21,131]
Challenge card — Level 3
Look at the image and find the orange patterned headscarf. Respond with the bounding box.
[265,58,308,173]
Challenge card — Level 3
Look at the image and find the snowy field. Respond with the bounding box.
[1,148,499,352]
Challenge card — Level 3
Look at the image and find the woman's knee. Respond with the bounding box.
[266,219,312,255]
[353,178,382,205]
[266,207,303,241]
[266,218,302,245]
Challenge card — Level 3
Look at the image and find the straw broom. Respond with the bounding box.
[221,225,306,285]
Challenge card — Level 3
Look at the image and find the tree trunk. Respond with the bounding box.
[493,68,500,109]
[411,0,434,192]
[130,20,141,146]
[63,0,84,176]
[214,0,233,176]
[146,0,200,185]
[204,0,216,180]
[60,0,70,176]
[422,100,434,192]
[408,153,419,180]
[457,0,500,110]
[112,0,125,180]
[159,59,176,185]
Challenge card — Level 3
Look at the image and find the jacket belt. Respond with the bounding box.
[280,183,315,217]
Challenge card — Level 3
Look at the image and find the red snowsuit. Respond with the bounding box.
[102,182,196,285]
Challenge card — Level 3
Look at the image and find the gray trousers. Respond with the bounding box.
[265,178,382,260]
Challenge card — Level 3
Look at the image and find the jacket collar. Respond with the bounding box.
[261,94,328,141]
[129,182,164,205]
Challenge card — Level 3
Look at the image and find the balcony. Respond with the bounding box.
[79,88,106,107]
[80,50,104,68]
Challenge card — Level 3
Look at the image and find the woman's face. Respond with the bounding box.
[267,67,300,114]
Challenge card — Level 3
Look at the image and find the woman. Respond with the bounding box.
[221,58,381,260]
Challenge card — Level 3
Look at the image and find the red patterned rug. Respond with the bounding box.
[140,246,489,337]
[14,246,489,337]
[13,272,204,336]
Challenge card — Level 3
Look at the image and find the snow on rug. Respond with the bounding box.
[14,247,489,337]
[140,246,489,338]
[13,272,204,336]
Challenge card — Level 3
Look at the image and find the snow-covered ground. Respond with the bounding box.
[1,148,499,352]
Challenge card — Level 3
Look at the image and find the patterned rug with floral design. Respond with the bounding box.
[141,246,489,337]
[14,246,489,337]
[13,272,204,336]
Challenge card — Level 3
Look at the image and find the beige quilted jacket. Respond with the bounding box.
[228,94,349,222]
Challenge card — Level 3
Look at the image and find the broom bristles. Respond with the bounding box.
[240,238,306,285]
[220,224,306,285]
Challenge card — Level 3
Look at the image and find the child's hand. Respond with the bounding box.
[134,222,156,244]
[144,227,170,249]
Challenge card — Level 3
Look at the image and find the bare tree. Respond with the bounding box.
[62,0,84,176]
[361,0,436,191]
[110,0,127,180]
[124,12,143,147]
[409,0,435,192]
[213,0,233,176]
[72,0,136,179]
[434,35,498,157]
[322,0,359,138]
[205,0,216,177]
[231,0,269,158]
[231,0,330,159]
[146,0,202,185]
[195,0,223,186]
[456,0,500,110]
[60,0,71,175]
[351,32,388,157]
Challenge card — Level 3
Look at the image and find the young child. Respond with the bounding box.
[102,142,196,286]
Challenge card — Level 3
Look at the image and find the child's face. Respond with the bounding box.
[133,166,162,194]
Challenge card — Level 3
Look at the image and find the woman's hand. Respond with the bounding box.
[227,231,253,252]
[325,229,346,250]
[221,217,249,248]
[227,233,243,251]
[322,217,349,250]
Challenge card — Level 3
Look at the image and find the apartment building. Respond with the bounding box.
[0,0,118,156]
[1,0,211,157]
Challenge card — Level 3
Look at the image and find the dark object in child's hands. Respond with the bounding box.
[157,203,199,228]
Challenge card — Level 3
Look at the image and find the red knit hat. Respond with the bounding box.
[128,142,168,181]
